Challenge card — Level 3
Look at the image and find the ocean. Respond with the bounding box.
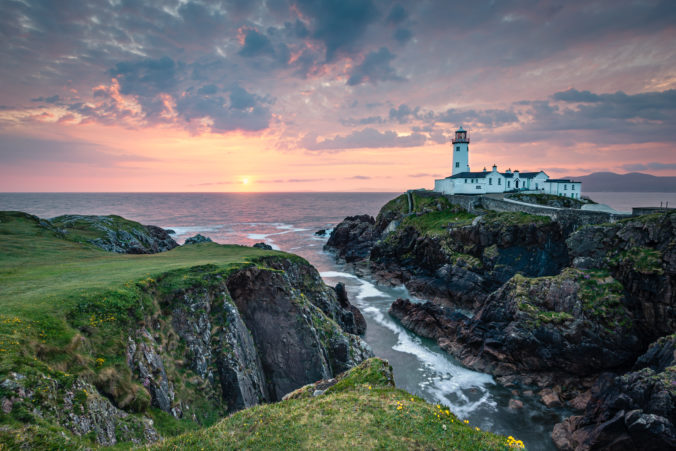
[1,191,673,450]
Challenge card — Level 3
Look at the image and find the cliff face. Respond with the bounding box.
[0,212,370,448]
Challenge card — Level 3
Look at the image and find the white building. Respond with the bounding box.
[434,127,581,198]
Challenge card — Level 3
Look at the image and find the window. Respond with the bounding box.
[455,162,459,168]
[535,183,539,189]
[464,178,467,183]
[489,178,492,185]
[507,181,510,188]
[456,146,460,151]
[476,185,481,189]
[564,185,567,190]
[498,178,501,185]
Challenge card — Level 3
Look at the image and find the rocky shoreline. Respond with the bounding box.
[324,191,675,449]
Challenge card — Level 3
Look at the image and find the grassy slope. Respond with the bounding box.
[0,211,286,316]
[149,359,518,451]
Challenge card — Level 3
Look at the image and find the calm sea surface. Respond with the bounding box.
[1,191,673,449]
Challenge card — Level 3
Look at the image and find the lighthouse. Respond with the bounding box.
[451,126,470,175]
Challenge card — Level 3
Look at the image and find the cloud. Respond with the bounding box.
[238,28,275,57]
[507,89,676,143]
[386,4,408,25]
[176,85,272,132]
[340,115,384,126]
[389,104,420,124]
[393,28,412,44]
[110,57,180,97]
[434,108,519,128]
[302,128,427,151]
[621,162,676,171]
[347,47,404,86]
[294,0,379,60]
[31,95,61,104]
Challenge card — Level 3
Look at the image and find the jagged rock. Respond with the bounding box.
[553,334,676,450]
[315,229,327,236]
[334,283,367,335]
[50,214,178,254]
[567,212,676,340]
[253,242,272,250]
[127,329,176,414]
[226,263,372,400]
[184,234,213,245]
[325,215,376,262]
[389,268,643,387]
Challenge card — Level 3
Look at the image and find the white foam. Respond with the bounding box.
[319,271,360,280]
[167,225,222,236]
[355,281,496,416]
[247,233,269,240]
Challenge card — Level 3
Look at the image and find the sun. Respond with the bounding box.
[242,177,249,185]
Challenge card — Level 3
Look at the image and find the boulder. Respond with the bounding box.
[184,234,213,245]
[253,242,273,250]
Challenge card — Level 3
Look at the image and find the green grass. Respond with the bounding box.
[147,358,518,451]
[608,247,664,275]
[0,211,290,317]
[402,210,476,236]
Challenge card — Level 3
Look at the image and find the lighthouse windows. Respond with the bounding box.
[456,146,460,151]
[455,162,459,168]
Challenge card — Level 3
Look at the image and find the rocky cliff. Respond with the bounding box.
[326,193,675,449]
[0,211,370,448]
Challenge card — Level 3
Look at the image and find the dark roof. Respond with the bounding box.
[519,171,546,179]
[548,178,579,183]
[448,171,491,179]
[501,172,513,178]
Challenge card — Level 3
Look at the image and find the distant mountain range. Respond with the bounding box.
[564,172,676,192]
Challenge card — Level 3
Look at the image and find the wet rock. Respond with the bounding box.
[540,388,562,408]
[315,229,327,236]
[253,242,273,250]
[509,399,524,410]
[184,234,212,245]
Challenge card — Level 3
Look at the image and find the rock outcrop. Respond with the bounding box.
[552,334,676,450]
[325,214,376,262]
[567,213,676,341]
[184,234,213,245]
[390,267,642,389]
[50,214,178,253]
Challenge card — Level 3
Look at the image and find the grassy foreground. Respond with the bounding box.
[148,359,521,451]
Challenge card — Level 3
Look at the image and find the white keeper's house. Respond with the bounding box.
[433,127,582,198]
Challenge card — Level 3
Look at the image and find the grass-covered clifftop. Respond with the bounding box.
[150,358,516,450]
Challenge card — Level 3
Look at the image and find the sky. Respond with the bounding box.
[1,0,675,192]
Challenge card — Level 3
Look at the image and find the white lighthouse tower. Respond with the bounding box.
[451,126,470,175]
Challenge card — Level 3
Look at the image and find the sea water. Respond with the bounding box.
[2,191,674,449]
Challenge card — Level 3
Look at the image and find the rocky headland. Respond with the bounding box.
[325,191,675,449]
